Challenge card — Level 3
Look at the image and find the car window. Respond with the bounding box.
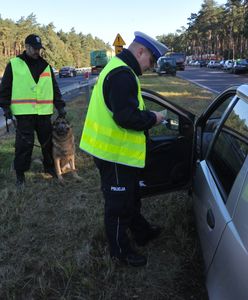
[208,95,234,120]
[207,98,248,201]
[144,100,180,137]
[201,94,235,158]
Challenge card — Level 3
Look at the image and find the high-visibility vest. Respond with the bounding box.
[80,56,146,168]
[10,57,54,115]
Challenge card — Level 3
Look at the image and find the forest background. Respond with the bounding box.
[1,0,248,73]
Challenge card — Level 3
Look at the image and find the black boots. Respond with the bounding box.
[16,171,25,188]
[111,226,162,267]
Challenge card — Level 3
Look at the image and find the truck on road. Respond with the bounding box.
[156,56,177,76]
[165,52,186,71]
[90,49,114,75]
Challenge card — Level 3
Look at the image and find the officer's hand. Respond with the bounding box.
[3,107,12,120]
[57,107,66,118]
[151,111,165,125]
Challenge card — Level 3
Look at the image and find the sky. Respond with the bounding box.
[1,0,226,47]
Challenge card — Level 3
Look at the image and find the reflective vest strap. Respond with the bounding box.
[82,132,145,160]
[80,134,145,168]
[40,72,51,77]
[37,100,53,103]
[11,99,36,104]
[11,99,53,104]
[85,118,144,145]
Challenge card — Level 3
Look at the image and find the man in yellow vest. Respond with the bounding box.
[80,32,168,266]
[0,34,66,187]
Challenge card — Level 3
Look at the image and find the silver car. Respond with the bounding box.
[139,85,248,299]
[223,60,234,71]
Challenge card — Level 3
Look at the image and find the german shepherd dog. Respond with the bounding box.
[52,117,81,183]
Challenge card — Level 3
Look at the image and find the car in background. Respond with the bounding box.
[195,60,208,67]
[165,52,186,70]
[223,60,234,71]
[213,60,222,68]
[156,56,177,76]
[207,60,221,68]
[207,60,216,68]
[139,84,248,300]
[187,59,196,66]
[219,60,225,69]
[231,59,248,74]
[59,66,77,78]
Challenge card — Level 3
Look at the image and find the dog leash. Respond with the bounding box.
[5,117,10,133]
[6,116,52,149]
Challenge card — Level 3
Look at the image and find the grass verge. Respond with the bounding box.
[0,73,213,299]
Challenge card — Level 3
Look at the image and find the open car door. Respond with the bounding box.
[139,87,238,197]
[139,89,195,196]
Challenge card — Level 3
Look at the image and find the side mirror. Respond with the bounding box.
[165,118,179,131]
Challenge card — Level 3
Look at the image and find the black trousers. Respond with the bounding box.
[94,157,151,257]
[14,115,54,172]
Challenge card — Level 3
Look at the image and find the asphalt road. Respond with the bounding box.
[56,74,88,93]
[177,66,248,94]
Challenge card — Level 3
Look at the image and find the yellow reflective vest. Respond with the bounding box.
[10,57,54,115]
[80,57,146,168]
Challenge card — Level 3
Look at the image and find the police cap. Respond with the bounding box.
[25,34,45,50]
[133,31,168,61]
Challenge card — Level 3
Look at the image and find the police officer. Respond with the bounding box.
[80,32,168,266]
[0,34,66,187]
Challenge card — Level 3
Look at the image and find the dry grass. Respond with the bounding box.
[0,73,213,299]
[140,72,215,116]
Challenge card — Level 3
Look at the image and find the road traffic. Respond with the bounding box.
[1,67,248,118]
[177,66,248,94]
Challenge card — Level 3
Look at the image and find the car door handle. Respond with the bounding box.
[207,208,215,229]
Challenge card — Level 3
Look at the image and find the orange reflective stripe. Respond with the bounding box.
[40,72,51,77]
[11,99,36,104]
[12,99,53,104]
[37,100,53,104]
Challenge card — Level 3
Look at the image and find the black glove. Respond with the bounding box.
[57,107,66,118]
[3,107,12,120]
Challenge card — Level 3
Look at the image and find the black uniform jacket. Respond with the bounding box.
[103,48,156,131]
[0,51,65,111]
